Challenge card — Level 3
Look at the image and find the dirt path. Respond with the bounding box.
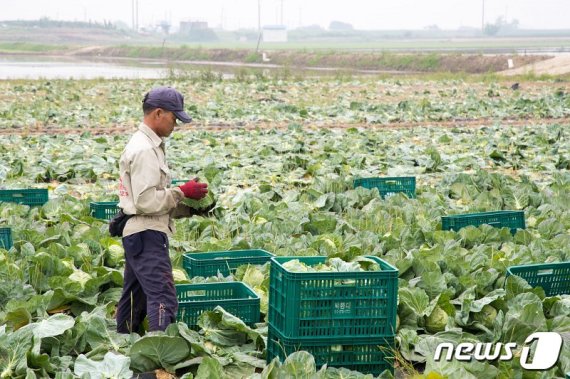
[500,54,570,76]
[1,117,568,136]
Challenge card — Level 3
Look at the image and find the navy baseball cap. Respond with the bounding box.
[143,87,192,123]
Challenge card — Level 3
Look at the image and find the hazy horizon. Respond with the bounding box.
[1,0,568,31]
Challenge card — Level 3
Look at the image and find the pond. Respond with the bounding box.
[0,55,172,79]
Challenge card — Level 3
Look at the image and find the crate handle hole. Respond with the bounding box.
[333,279,356,287]
[187,290,206,296]
[537,269,554,276]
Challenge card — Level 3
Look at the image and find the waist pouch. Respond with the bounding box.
[109,209,134,237]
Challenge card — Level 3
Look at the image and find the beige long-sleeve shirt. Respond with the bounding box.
[118,123,188,237]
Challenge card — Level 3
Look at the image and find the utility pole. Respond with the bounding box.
[481,0,485,33]
[136,0,139,31]
[258,0,261,32]
[132,0,139,31]
[256,0,262,52]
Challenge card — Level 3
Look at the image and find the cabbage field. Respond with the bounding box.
[0,77,569,379]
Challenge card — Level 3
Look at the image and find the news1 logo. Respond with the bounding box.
[434,332,563,370]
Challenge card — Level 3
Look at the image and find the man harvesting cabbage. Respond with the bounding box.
[115,87,208,333]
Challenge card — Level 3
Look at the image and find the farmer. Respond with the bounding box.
[116,87,208,334]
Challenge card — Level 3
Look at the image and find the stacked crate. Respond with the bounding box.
[183,249,274,277]
[177,249,274,328]
[267,256,398,375]
[176,282,260,329]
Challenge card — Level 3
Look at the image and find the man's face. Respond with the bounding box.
[156,109,178,137]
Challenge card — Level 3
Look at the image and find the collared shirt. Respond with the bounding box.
[119,123,185,237]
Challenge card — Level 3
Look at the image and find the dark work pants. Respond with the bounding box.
[116,230,178,334]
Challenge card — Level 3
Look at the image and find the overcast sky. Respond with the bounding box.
[1,0,568,30]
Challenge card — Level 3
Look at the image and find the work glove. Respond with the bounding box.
[179,178,208,199]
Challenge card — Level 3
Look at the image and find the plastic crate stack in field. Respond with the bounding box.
[0,227,12,250]
[176,282,260,329]
[90,201,119,220]
[178,249,273,328]
[182,249,274,278]
[0,188,48,206]
[267,327,395,376]
[353,176,416,199]
[442,210,525,234]
[507,262,570,297]
[267,255,398,375]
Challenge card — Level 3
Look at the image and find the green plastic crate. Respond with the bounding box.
[183,249,274,278]
[171,179,187,186]
[353,176,416,199]
[0,227,12,250]
[267,325,394,376]
[442,210,525,234]
[176,282,260,328]
[566,372,570,379]
[0,188,48,206]
[268,256,398,339]
[90,201,119,220]
[507,262,570,297]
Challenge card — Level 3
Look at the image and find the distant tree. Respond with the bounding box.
[484,17,503,36]
[484,17,520,36]
[102,20,116,29]
[501,18,519,33]
[329,21,353,31]
[19,17,113,29]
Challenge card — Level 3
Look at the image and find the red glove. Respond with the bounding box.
[179,179,208,199]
